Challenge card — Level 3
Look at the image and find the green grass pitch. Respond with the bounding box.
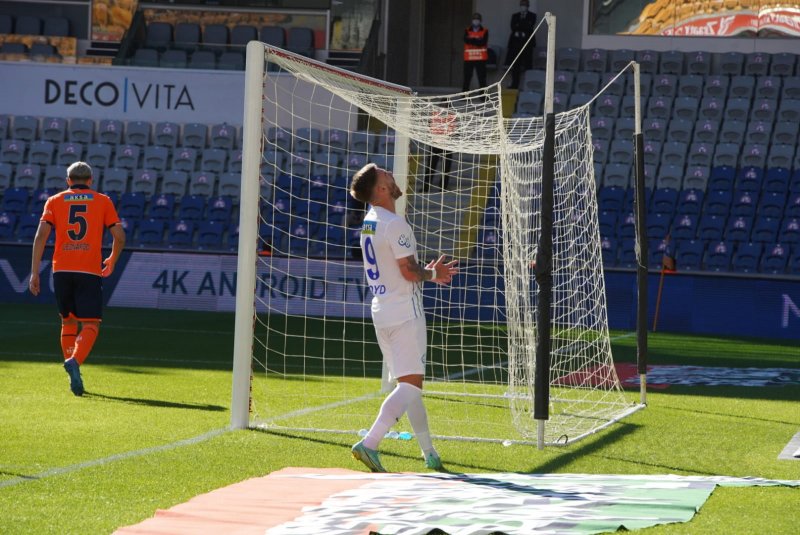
[1,303,798,534]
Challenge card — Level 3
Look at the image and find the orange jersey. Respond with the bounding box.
[41,185,120,275]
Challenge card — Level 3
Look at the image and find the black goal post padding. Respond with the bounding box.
[634,132,648,377]
[534,111,556,421]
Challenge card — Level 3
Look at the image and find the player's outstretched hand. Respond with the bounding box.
[101,257,116,278]
[427,255,459,285]
[29,273,40,296]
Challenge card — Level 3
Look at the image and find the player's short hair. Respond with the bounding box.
[350,163,379,204]
[67,161,93,182]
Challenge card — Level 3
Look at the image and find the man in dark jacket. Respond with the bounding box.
[505,0,537,89]
[463,13,489,92]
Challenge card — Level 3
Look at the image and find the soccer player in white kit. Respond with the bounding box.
[349,163,459,472]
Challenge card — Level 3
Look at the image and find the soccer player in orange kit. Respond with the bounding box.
[29,161,126,396]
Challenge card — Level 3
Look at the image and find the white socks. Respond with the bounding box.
[405,386,435,456]
[363,382,418,449]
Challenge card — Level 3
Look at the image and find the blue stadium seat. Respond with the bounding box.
[210,123,236,150]
[609,49,634,71]
[671,213,697,240]
[718,120,745,144]
[575,71,600,94]
[598,186,625,213]
[779,218,800,245]
[137,219,165,247]
[740,143,767,169]
[763,168,790,194]
[705,241,733,272]
[207,196,232,222]
[778,99,800,122]
[735,167,763,192]
[655,165,683,190]
[666,120,692,143]
[751,98,777,123]
[705,189,733,216]
[672,97,699,122]
[28,141,54,166]
[755,75,781,99]
[30,188,54,214]
[626,72,652,98]
[789,192,800,216]
[709,166,735,190]
[712,143,739,168]
[684,166,710,191]
[617,211,636,239]
[598,211,617,238]
[118,192,147,220]
[218,172,240,201]
[697,214,725,241]
[168,220,195,248]
[726,215,754,242]
[174,22,201,51]
[16,213,40,242]
[688,142,714,167]
[197,220,225,250]
[148,194,175,220]
[718,51,744,75]
[759,191,787,219]
[226,224,239,251]
[14,163,41,190]
[731,242,762,273]
[659,50,683,74]
[729,76,755,99]
[652,188,678,216]
[618,242,637,268]
[125,121,151,146]
[200,149,227,174]
[12,116,38,142]
[752,217,780,244]
[100,168,128,195]
[227,149,242,173]
[744,52,770,76]
[692,119,718,143]
[677,74,704,98]
[675,239,703,270]
[182,123,207,149]
[647,212,670,240]
[131,169,158,196]
[593,94,619,118]
[648,238,669,269]
[143,146,169,171]
[154,122,180,148]
[231,24,257,47]
[782,77,800,99]
[770,52,796,76]
[161,170,188,197]
[178,195,205,221]
[699,97,724,121]
[287,27,315,58]
[145,22,172,50]
[642,117,666,142]
[0,212,17,240]
[773,122,798,145]
[731,190,759,217]
[600,236,617,265]
[760,243,789,274]
[1,188,29,214]
[676,189,704,215]
[603,163,629,188]
[0,162,11,190]
[171,147,197,173]
[553,70,574,93]
[652,74,677,97]
[260,26,285,48]
[41,117,67,143]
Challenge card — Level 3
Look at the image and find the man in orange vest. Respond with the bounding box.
[463,12,489,92]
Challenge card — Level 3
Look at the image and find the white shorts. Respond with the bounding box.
[375,316,427,379]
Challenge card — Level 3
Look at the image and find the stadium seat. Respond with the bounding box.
[145,22,172,50]
[751,98,777,122]
[752,217,780,244]
[161,170,188,196]
[167,220,195,248]
[718,120,745,144]
[114,144,140,170]
[791,176,800,197]
[763,168,790,194]
[767,144,794,170]
[174,22,201,51]
[266,127,291,152]
[599,236,617,265]
[182,123,207,149]
[642,117,666,142]
[684,166,710,191]
[138,219,166,247]
[16,214,40,242]
[729,76,755,99]
[260,26,285,47]
[171,147,197,172]
[740,144,767,169]
[697,214,725,241]
[226,223,239,250]
[608,49,634,72]
[574,72,600,94]
[99,168,128,195]
[131,169,158,196]
[1,188,29,214]
[207,195,232,223]
[646,212,670,240]
[0,212,16,240]
[723,98,750,122]
[718,51,744,75]
[602,163,629,188]
[589,117,612,141]
[161,49,188,68]
[609,139,633,165]
[1,42,28,55]
[28,189,56,216]
[178,195,205,221]
[143,146,168,171]
[197,220,225,250]
[782,77,800,100]
[652,74,677,97]
[593,94,619,118]
[652,188,678,216]
[712,143,739,168]
[28,141,54,165]
[12,116,38,142]
[227,149,242,173]
[200,149,227,174]
[666,120,692,143]
[731,242,762,273]
[521,70,546,93]
[14,163,41,190]
[726,215,753,242]
[149,194,175,220]
[592,139,609,164]
[759,243,789,274]
[627,72,652,98]
[15,15,41,35]
[598,186,625,213]
[97,119,123,145]
[676,189,704,215]
[43,165,63,189]
[699,97,724,120]
[154,122,180,148]
[189,50,216,69]
[705,241,733,271]
[688,142,714,167]
[231,24,257,47]
[132,48,159,67]
[773,122,798,145]
[770,52,796,76]
[744,120,771,145]
[671,213,697,240]
[755,75,781,99]
[731,189,759,217]
[675,239,703,270]
[661,142,687,168]
[744,52,769,76]
[85,144,112,168]
[677,74,703,98]
[210,123,236,150]
[125,121,151,146]
[779,218,800,245]
[705,189,733,216]
[287,27,315,58]
[778,99,800,122]
[39,117,66,143]
[218,51,244,70]
[673,97,699,122]
[692,119,718,143]
[189,171,217,197]
[1,139,25,164]
[118,192,147,220]
[579,48,606,72]
[0,162,11,190]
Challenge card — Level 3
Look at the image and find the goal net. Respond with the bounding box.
[231,42,643,446]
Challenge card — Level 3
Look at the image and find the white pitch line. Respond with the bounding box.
[0,351,226,367]
[0,428,229,489]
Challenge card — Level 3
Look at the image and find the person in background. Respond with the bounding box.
[463,13,489,92]
[506,0,537,90]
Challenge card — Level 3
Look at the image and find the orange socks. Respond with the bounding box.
[60,322,78,360]
[72,322,99,365]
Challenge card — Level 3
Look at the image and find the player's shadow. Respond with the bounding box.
[83,392,226,412]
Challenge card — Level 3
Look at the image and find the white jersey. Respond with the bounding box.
[359,206,424,328]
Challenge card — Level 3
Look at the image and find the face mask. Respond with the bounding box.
[472,19,481,26]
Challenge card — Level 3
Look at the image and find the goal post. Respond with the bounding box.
[231,32,645,446]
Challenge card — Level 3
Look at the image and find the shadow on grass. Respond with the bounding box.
[654,399,800,426]
[84,391,227,412]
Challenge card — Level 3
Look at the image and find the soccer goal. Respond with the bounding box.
[231,16,646,447]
